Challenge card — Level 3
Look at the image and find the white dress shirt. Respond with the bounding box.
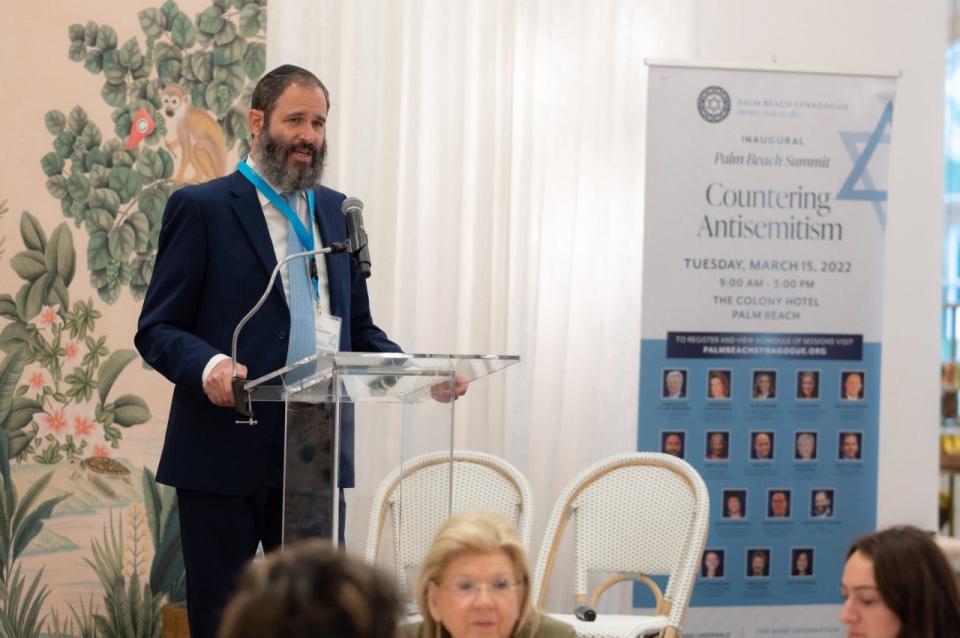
[202,157,333,382]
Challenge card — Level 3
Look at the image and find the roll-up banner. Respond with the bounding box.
[638,61,896,634]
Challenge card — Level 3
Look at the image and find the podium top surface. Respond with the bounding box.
[243,352,520,404]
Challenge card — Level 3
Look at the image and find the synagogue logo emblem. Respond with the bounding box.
[698,86,731,123]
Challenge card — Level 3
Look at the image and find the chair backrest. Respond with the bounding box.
[364,450,534,593]
[532,452,709,629]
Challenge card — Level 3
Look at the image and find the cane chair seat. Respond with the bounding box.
[532,453,709,638]
[364,449,534,597]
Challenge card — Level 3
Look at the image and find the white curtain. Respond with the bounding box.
[269,0,696,611]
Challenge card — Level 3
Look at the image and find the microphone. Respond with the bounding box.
[367,355,413,394]
[343,197,371,279]
[573,605,596,622]
[368,374,399,394]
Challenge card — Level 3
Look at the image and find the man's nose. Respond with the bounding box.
[293,124,317,144]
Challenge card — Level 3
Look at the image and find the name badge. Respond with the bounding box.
[315,307,341,355]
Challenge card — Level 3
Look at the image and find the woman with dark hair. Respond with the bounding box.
[723,492,745,519]
[797,371,819,399]
[701,550,724,578]
[752,371,775,399]
[841,526,960,638]
[791,549,812,577]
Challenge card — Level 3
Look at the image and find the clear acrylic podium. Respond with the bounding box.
[239,352,519,546]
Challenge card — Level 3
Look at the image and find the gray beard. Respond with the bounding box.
[253,128,326,193]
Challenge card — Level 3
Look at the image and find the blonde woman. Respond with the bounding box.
[401,512,574,638]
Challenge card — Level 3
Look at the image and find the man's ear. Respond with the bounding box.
[248,109,264,139]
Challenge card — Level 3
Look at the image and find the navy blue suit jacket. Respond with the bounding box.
[135,171,400,495]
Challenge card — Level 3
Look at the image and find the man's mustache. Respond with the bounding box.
[287,143,319,158]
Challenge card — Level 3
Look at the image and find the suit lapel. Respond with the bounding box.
[228,171,287,306]
[312,190,347,318]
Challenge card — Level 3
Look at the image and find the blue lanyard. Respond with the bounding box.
[237,160,322,303]
[236,160,316,252]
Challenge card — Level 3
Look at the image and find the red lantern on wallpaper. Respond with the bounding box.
[124,107,156,149]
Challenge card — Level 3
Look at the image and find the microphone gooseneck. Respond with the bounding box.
[229,243,348,424]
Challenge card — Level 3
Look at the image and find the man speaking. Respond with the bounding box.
[136,65,464,637]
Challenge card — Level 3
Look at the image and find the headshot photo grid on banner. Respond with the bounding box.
[638,61,895,635]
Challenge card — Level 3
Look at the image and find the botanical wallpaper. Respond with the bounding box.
[0,0,265,634]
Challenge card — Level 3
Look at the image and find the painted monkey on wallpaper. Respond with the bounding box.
[161,84,227,184]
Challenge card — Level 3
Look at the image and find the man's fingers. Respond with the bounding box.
[454,373,469,397]
[210,393,234,408]
[430,374,469,403]
[204,360,248,407]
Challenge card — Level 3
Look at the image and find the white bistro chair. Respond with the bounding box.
[364,449,534,598]
[532,452,709,638]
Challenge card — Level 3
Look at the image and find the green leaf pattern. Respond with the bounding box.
[56,0,264,304]
[0,1,267,626]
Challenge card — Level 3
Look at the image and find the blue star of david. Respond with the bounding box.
[836,101,893,229]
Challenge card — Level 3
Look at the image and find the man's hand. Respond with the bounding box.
[430,372,469,403]
[203,358,247,407]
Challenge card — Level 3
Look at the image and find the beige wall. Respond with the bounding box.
[0,1,264,633]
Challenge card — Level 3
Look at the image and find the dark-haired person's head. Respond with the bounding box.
[251,65,329,122]
[707,432,728,459]
[769,490,789,518]
[841,526,960,638]
[812,490,832,517]
[840,432,861,460]
[724,492,743,518]
[217,539,400,638]
[793,550,811,576]
[748,550,768,577]
[843,372,864,400]
[662,432,684,457]
[799,371,818,398]
[248,65,330,192]
[753,372,774,398]
[702,550,723,578]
